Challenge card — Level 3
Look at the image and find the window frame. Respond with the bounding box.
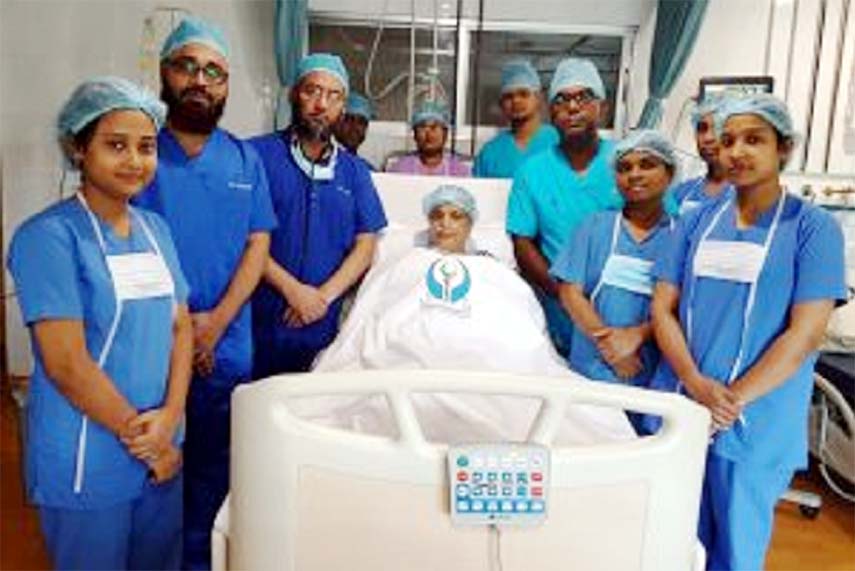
[309,12,637,147]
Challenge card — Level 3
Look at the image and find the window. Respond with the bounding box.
[309,15,632,131]
[309,20,458,122]
[467,30,624,129]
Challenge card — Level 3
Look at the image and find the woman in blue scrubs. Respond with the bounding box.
[650,94,847,570]
[671,94,732,215]
[550,130,676,431]
[7,77,192,570]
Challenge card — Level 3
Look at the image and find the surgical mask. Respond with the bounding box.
[290,135,338,181]
[590,213,672,300]
[595,255,655,298]
[687,194,786,383]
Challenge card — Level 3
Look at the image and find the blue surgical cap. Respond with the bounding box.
[612,129,678,170]
[57,76,166,138]
[296,53,350,94]
[691,92,728,129]
[548,57,606,102]
[501,59,541,94]
[423,184,478,221]
[160,16,229,62]
[412,100,450,127]
[714,93,795,139]
[346,92,374,120]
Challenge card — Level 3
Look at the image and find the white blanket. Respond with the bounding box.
[315,248,567,374]
[304,248,634,444]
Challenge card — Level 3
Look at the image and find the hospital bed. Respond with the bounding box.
[212,370,710,571]
[211,174,712,569]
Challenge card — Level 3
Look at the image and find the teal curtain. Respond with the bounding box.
[274,0,309,129]
[637,0,709,128]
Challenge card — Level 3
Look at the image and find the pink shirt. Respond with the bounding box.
[386,152,472,177]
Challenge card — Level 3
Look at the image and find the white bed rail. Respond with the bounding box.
[217,370,710,571]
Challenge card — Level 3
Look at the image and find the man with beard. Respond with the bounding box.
[386,100,472,176]
[672,93,733,214]
[506,57,620,358]
[248,53,387,375]
[473,59,558,179]
[333,91,376,170]
[134,17,276,571]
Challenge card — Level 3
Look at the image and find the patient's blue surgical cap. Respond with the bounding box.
[691,92,728,129]
[296,53,350,94]
[613,129,678,170]
[548,57,606,102]
[160,16,229,61]
[715,93,794,139]
[412,100,450,127]
[346,92,374,120]
[57,76,166,138]
[501,59,541,93]
[423,184,478,221]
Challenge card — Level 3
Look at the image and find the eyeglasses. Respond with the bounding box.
[167,57,228,85]
[298,83,345,105]
[552,89,596,108]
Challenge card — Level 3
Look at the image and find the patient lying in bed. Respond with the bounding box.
[301,185,634,443]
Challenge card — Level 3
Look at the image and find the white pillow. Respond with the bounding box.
[373,224,419,268]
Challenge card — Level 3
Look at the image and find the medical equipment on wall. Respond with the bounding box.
[780,176,855,513]
[212,370,709,571]
[363,0,454,128]
[810,356,855,504]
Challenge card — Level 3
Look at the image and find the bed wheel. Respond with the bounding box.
[799,504,821,519]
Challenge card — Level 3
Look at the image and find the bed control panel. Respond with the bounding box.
[447,444,550,526]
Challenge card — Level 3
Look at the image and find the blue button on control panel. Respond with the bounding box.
[448,444,549,526]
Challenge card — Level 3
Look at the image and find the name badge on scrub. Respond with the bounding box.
[692,240,766,284]
[105,252,175,301]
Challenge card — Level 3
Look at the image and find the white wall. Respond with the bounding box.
[628,0,855,175]
[1,0,278,376]
[627,0,774,155]
[3,0,853,375]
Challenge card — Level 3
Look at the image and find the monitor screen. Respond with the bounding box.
[699,76,774,100]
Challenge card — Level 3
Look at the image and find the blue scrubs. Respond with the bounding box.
[506,140,621,355]
[249,129,387,376]
[136,128,277,384]
[550,210,672,387]
[7,198,188,570]
[672,176,733,215]
[135,127,277,571]
[650,195,847,570]
[473,124,559,179]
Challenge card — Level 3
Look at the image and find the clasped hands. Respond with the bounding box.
[281,283,331,328]
[119,408,182,484]
[686,376,745,434]
[592,326,645,380]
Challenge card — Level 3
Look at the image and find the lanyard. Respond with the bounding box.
[72,193,175,493]
[687,193,786,383]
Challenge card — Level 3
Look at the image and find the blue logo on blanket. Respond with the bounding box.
[426,257,471,303]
